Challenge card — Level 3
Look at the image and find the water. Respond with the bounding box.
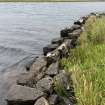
[0,2,105,105]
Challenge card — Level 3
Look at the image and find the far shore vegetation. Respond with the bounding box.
[0,0,104,2]
[61,15,105,105]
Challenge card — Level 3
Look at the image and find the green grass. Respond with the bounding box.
[61,16,105,105]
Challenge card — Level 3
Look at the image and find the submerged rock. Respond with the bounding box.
[6,85,44,105]
[60,28,71,38]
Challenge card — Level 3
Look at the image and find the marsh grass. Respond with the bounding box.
[61,16,105,105]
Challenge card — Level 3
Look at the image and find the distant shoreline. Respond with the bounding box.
[0,1,104,2]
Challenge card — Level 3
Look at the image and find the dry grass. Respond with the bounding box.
[61,16,105,105]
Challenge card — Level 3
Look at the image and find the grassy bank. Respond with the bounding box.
[61,16,105,105]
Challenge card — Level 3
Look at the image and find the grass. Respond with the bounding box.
[61,15,105,105]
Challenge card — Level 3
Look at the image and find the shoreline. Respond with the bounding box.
[5,12,96,105]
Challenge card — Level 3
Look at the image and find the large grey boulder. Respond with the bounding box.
[30,57,47,76]
[17,72,35,87]
[60,25,81,38]
[60,28,71,38]
[46,62,59,77]
[54,70,71,93]
[34,97,49,105]
[17,71,45,87]
[36,76,53,93]
[6,85,44,105]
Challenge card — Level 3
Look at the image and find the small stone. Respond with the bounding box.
[34,97,49,105]
[46,62,59,76]
[36,76,53,93]
[48,94,59,105]
[6,85,44,105]
[43,44,59,56]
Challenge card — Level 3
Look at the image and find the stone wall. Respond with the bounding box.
[6,12,105,105]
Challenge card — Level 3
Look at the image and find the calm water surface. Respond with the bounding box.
[0,2,105,105]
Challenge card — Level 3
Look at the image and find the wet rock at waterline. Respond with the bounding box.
[17,72,45,88]
[17,72,36,87]
[43,44,59,56]
[60,24,81,38]
[6,85,44,105]
[60,28,72,38]
[30,57,47,75]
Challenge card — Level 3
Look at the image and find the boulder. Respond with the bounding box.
[30,57,47,76]
[54,70,70,93]
[74,18,85,25]
[70,24,81,31]
[34,97,49,105]
[36,76,53,93]
[46,39,72,61]
[68,29,82,39]
[51,37,63,45]
[6,85,44,105]
[46,62,59,77]
[60,28,71,38]
[43,44,59,56]
[17,71,45,87]
[48,94,59,105]
[17,72,35,87]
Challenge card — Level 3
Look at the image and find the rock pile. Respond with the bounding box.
[6,12,104,105]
